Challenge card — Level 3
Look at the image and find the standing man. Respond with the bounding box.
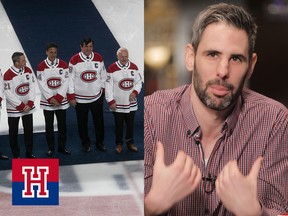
[3,52,36,159]
[105,48,142,154]
[37,42,71,157]
[144,3,288,216]
[68,38,107,153]
[0,69,9,160]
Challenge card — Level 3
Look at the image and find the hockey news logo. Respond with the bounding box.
[12,159,59,205]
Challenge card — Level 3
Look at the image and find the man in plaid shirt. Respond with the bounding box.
[144,3,288,216]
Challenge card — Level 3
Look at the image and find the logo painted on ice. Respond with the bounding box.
[47,77,61,89]
[119,78,133,91]
[81,71,97,82]
[12,159,59,205]
[16,83,29,96]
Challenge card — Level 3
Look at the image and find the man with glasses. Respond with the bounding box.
[144,3,288,216]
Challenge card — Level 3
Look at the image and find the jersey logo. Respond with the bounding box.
[16,83,29,96]
[47,77,61,89]
[81,71,97,83]
[119,78,134,91]
[22,166,49,198]
[12,159,59,205]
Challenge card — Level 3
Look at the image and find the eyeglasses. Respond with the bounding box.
[202,173,217,194]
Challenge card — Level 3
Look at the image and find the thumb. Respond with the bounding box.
[249,157,263,180]
[155,141,165,167]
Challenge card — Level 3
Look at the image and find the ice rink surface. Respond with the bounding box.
[0,0,144,215]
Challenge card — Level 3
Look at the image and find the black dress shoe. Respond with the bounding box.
[13,154,20,159]
[58,148,71,155]
[83,146,91,153]
[26,153,36,158]
[115,145,122,154]
[96,143,106,151]
[0,154,9,160]
[127,143,138,152]
[46,149,54,157]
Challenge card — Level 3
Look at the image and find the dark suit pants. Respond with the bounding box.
[8,114,33,157]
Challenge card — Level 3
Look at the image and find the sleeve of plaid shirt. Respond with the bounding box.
[258,108,288,215]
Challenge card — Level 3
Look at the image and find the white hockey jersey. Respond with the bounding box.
[68,52,106,103]
[105,60,142,113]
[0,69,3,110]
[3,66,36,117]
[37,58,70,111]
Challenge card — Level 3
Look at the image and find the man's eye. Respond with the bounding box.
[208,53,217,57]
[231,56,241,62]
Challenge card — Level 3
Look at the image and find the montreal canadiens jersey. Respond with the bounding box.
[68,52,107,104]
[105,60,142,113]
[37,58,70,110]
[3,66,36,117]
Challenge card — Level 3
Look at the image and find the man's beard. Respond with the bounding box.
[193,65,246,111]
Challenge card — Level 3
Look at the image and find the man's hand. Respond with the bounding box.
[129,92,136,102]
[109,103,117,111]
[69,99,77,107]
[145,141,202,216]
[50,97,60,106]
[215,157,263,216]
[23,105,31,112]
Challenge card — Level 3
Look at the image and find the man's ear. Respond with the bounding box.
[185,44,195,72]
[247,53,257,80]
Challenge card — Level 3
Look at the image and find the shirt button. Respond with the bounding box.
[186,130,191,137]
[205,208,209,215]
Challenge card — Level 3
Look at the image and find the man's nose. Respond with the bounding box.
[217,59,229,79]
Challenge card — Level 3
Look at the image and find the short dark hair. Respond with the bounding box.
[80,38,94,47]
[11,52,24,64]
[46,42,58,51]
[191,3,257,58]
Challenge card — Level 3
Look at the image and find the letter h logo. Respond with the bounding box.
[22,166,49,198]
[12,159,59,205]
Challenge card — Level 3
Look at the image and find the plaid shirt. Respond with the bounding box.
[144,85,288,216]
